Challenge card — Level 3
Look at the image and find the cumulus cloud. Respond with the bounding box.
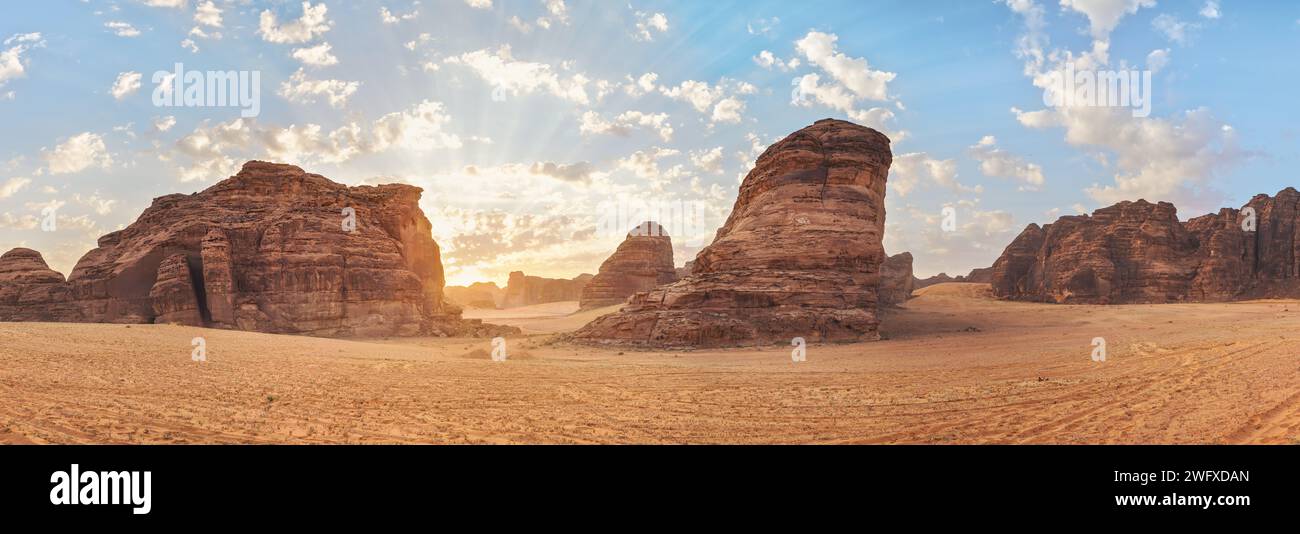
[258,1,332,44]
[195,1,223,27]
[291,42,339,67]
[380,6,419,24]
[659,78,755,124]
[890,152,982,197]
[579,110,674,141]
[110,71,142,100]
[0,176,31,198]
[170,99,466,182]
[1003,0,1243,210]
[967,136,1045,191]
[105,21,142,38]
[43,133,113,175]
[790,30,902,138]
[445,45,593,105]
[465,0,493,8]
[632,11,668,41]
[1,32,44,90]
[279,68,359,108]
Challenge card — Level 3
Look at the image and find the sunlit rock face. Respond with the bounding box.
[990,188,1300,303]
[0,161,513,337]
[573,119,893,348]
[579,221,677,310]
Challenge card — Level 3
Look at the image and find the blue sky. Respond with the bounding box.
[2,0,1298,285]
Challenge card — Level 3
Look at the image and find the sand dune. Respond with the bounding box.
[2,283,1298,444]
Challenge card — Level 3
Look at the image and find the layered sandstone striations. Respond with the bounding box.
[878,252,915,307]
[502,272,593,308]
[991,188,1300,303]
[573,119,892,347]
[0,161,513,337]
[579,221,677,310]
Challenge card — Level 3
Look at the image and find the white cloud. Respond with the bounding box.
[1152,14,1196,45]
[291,42,339,67]
[967,136,1045,191]
[1146,48,1170,73]
[579,110,673,142]
[278,68,359,108]
[371,99,464,151]
[1,32,44,90]
[1059,0,1156,41]
[105,21,142,38]
[110,71,142,100]
[43,133,112,175]
[753,50,799,71]
[380,6,419,24]
[790,31,902,138]
[140,0,186,7]
[659,78,755,125]
[1004,1,1243,210]
[153,115,177,132]
[0,176,31,198]
[889,152,982,196]
[1199,1,1221,20]
[258,1,332,44]
[194,1,223,27]
[445,45,592,105]
[632,11,668,41]
[466,0,493,9]
[690,147,724,174]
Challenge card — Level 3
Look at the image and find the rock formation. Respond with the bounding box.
[573,118,892,347]
[579,221,677,310]
[0,248,77,321]
[914,266,993,289]
[991,189,1300,303]
[674,260,695,280]
[445,282,505,309]
[0,161,514,337]
[502,272,593,308]
[878,252,915,307]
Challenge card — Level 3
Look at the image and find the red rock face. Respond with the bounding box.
[579,221,677,310]
[0,161,514,337]
[990,189,1300,303]
[0,248,77,321]
[502,272,592,307]
[573,118,892,347]
[878,252,915,307]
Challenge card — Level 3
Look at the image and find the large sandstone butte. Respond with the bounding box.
[878,252,915,307]
[991,188,1300,303]
[579,221,677,310]
[502,271,593,308]
[0,161,513,337]
[573,118,892,347]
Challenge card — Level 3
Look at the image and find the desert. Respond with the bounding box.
[3,283,1298,444]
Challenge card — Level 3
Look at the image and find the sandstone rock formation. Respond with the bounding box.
[579,221,677,310]
[914,266,993,289]
[445,282,504,309]
[878,252,915,307]
[502,272,593,308]
[573,118,892,347]
[0,161,514,337]
[991,189,1300,303]
[674,260,695,280]
[0,248,77,321]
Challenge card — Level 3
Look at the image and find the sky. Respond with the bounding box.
[1,0,1298,286]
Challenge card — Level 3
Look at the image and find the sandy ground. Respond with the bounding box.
[2,283,1298,444]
